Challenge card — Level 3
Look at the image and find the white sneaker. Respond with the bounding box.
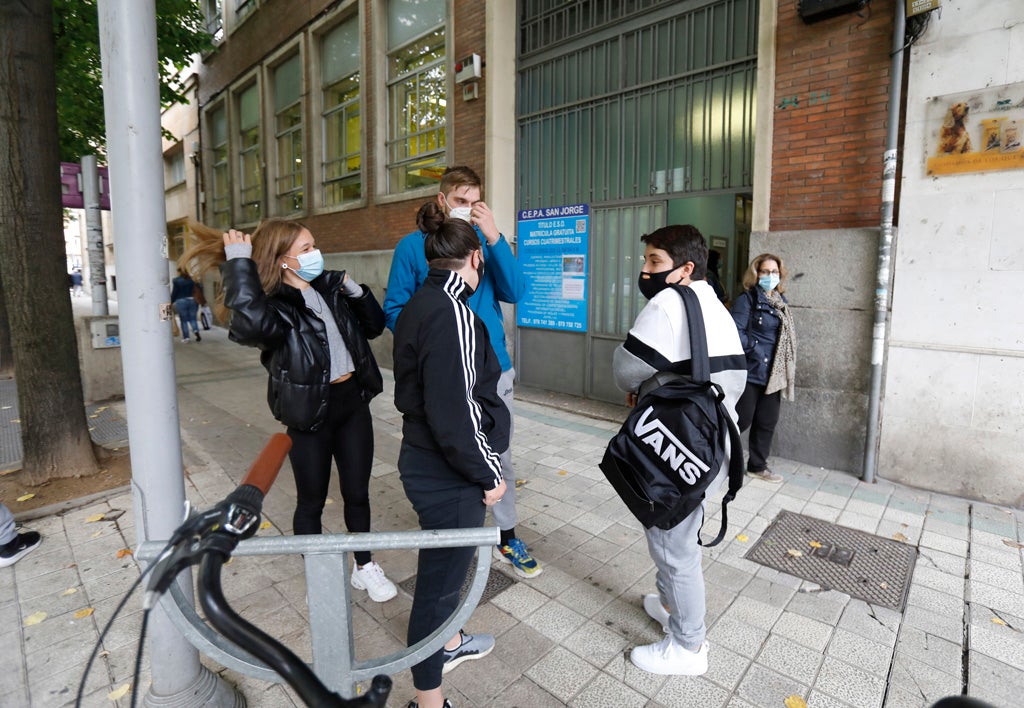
[630,636,709,675]
[350,561,397,602]
[643,593,670,633]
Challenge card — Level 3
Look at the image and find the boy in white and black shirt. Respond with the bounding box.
[613,225,746,676]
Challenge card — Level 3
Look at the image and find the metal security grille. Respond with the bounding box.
[518,0,758,208]
[520,0,679,56]
[745,511,918,611]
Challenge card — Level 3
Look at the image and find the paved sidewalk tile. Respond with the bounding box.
[6,328,1024,707]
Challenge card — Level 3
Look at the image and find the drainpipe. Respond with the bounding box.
[863,0,907,483]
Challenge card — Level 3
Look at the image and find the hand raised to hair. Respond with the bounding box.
[471,201,501,246]
[222,229,252,250]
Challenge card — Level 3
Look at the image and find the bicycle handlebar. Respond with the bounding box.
[143,434,391,707]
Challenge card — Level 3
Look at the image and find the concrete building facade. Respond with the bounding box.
[178,0,1024,507]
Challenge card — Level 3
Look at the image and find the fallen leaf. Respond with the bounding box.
[91,530,103,539]
[99,650,110,657]
[787,549,803,558]
[95,406,108,412]
[116,548,133,558]
[108,685,130,700]
[1,405,10,409]
[784,696,808,708]
[259,521,272,530]
[558,469,568,475]
[10,418,20,423]
[515,479,526,488]
[892,532,909,542]
[24,612,47,626]
[879,582,889,589]
[808,540,823,549]
[85,513,106,523]
[16,494,35,502]
[74,608,95,619]
[61,588,78,596]
[1,468,17,476]
[991,617,1007,626]
[89,414,99,418]
[735,534,749,543]
[1002,539,1024,550]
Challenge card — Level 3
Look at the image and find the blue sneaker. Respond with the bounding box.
[441,631,494,674]
[492,537,543,578]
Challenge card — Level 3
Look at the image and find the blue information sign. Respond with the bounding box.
[516,204,589,332]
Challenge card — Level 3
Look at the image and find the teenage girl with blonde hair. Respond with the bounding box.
[181,218,398,602]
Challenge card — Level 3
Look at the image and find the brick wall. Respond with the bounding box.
[770,0,895,230]
[196,1,490,254]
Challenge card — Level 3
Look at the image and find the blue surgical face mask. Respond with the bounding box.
[758,274,780,292]
[284,249,324,282]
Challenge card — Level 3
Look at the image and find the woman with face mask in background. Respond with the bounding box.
[180,218,398,603]
[729,253,797,483]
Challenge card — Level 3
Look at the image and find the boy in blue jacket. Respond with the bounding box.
[384,166,541,579]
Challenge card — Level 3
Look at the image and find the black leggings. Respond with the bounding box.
[287,378,374,565]
[735,382,782,473]
[399,443,486,691]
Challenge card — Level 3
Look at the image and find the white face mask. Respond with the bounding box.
[449,206,473,223]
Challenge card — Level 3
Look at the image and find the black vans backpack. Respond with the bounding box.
[599,284,744,546]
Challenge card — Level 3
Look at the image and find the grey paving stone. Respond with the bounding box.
[707,615,769,658]
[902,604,964,645]
[969,619,1024,668]
[807,691,858,708]
[594,596,663,645]
[703,562,755,594]
[814,656,887,708]
[524,646,600,703]
[756,633,824,685]
[970,558,1024,595]
[911,565,965,597]
[969,650,1024,708]
[923,517,969,541]
[557,578,617,617]
[904,584,964,623]
[882,685,930,708]
[569,671,648,708]
[915,547,966,577]
[654,675,731,707]
[735,662,809,707]
[602,652,668,699]
[563,620,630,669]
[771,610,835,652]
[703,641,751,691]
[836,509,880,533]
[919,530,968,557]
[969,541,1022,569]
[894,625,962,675]
[889,653,961,704]
[486,676,565,708]
[741,576,798,609]
[836,600,900,648]
[490,622,555,674]
[718,596,784,632]
[826,627,894,677]
[968,580,1024,619]
[785,587,848,624]
[489,578,548,618]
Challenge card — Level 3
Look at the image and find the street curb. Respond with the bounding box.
[12,484,132,523]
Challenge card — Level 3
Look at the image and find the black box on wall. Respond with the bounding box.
[797,0,868,23]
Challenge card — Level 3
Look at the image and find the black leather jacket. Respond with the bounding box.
[221,258,384,431]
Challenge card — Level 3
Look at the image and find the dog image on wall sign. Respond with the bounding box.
[938,102,973,155]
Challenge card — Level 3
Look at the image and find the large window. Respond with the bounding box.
[208,105,230,229]
[203,0,223,43]
[237,83,262,223]
[321,17,361,205]
[386,0,446,193]
[273,55,303,214]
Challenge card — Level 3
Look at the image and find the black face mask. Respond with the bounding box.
[637,269,673,300]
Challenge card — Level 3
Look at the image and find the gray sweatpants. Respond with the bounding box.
[490,367,517,532]
[0,502,17,546]
[643,471,726,648]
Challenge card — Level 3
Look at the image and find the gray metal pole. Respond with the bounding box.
[863,0,907,483]
[96,2,242,707]
[81,155,109,315]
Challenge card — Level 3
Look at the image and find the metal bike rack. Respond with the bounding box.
[137,527,500,699]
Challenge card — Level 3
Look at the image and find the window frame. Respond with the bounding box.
[376,0,451,202]
[265,40,307,217]
[203,98,232,230]
[230,72,264,227]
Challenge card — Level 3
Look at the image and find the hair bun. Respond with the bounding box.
[416,202,445,236]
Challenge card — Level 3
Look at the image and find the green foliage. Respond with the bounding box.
[53,0,212,161]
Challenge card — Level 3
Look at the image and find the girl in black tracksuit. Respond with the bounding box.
[392,203,509,705]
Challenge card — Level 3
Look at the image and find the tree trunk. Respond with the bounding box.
[0,275,13,378]
[0,0,98,484]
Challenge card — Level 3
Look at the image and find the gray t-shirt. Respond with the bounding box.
[302,287,354,381]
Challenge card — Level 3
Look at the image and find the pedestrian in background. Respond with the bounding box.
[0,502,41,567]
[170,267,201,343]
[392,202,509,708]
[730,253,797,483]
[70,268,84,297]
[384,165,539,580]
[612,225,746,676]
[180,219,398,602]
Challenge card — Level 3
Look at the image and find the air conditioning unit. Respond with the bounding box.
[798,0,868,24]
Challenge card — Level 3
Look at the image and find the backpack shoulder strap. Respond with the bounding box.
[670,284,710,383]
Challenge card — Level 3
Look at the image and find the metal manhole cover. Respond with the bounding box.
[399,565,514,606]
[745,511,917,610]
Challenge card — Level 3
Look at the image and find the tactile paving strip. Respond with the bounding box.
[744,510,917,610]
